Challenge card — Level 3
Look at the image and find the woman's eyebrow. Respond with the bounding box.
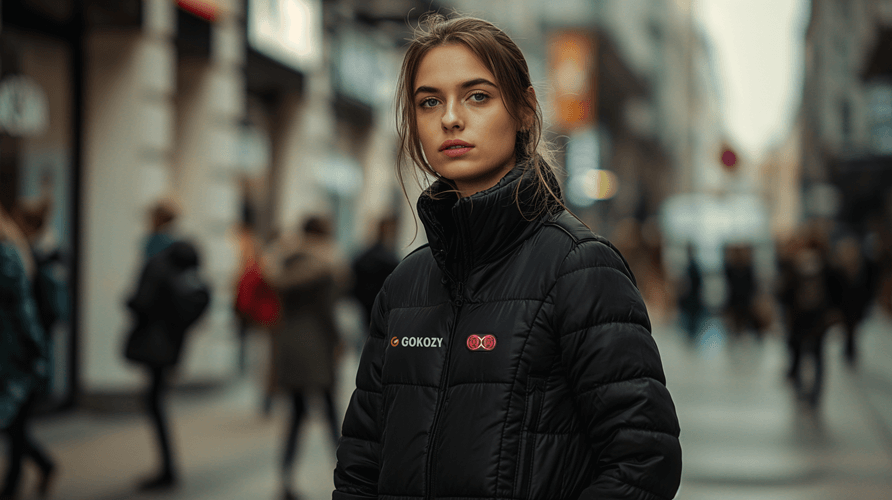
[414,78,498,96]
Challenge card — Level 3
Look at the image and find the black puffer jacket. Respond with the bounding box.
[334,165,682,500]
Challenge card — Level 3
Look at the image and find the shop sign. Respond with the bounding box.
[548,31,597,132]
[177,0,219,21]
[247,0,322,72]
[0,75,50,137]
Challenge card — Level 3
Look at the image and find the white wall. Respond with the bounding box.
[80,0,246,391]
[82,28,176,391]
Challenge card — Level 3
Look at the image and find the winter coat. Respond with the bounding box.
[125,241,203,366]
[0,241,47,428]
[272,238,343,392]
[333,164,682,500]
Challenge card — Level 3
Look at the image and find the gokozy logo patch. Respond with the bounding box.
[466,334,497,351]
[390,336,443,348]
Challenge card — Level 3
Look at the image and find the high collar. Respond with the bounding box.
[417,159,562,282]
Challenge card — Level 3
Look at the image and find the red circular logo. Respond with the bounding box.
[390,337,399,347]
[481,335,497,351]
[466,335,481,350]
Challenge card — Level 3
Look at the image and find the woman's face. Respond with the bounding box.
[414,43,520,197]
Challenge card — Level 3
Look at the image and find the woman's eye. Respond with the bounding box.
[469,93,489,103]
[419,98,439,108]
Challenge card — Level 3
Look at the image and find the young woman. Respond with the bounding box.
[334,14,682,500]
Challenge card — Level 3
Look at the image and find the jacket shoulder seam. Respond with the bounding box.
[556,263,630,282]
[576,375,662,397]
[402,243,431,260]
[561,320,650,339]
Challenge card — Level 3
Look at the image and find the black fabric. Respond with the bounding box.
[2,393,54,497]
[146,366,175,479]
[334,163,682,500]
[124,241,209,367]
[283,390,340,471]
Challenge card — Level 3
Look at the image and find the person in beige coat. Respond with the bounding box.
[270,215,346,500]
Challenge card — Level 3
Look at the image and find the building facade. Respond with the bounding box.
[801,0,892,231]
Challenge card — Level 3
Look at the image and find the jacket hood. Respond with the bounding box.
[417,158,563,281]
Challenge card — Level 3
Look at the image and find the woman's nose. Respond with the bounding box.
[441,101,464,130]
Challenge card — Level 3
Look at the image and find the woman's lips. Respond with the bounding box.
[442,146,473,158]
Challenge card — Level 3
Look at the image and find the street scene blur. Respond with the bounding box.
[1,0,891,498]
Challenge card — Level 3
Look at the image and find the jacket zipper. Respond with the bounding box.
[519,377,545,500]
[424,280,464,499]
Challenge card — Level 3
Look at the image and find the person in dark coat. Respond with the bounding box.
[0,206,55,500]
[780,223,835,407]
[828,235,875,366]
[677,243,704,339]
[273,216,346,500]
[333,14,682,500]
[723,243,757,337]
[124,203,205,492]
[350,215,400,350]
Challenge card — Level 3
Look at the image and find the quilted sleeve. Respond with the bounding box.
[332,285,387,499]
[551,239,682,500]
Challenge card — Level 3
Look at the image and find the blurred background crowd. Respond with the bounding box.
[1,0,892,499]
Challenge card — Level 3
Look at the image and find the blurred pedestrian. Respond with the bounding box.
[0,205,55,500]
[677,243,704,339]
[828,235,875,366]
[271,215,345,500]
[232,175,265,375]
[350,215,400,352]
[233,218,261,375]
[723,243,757,337]
[780,223,835,407]
[123,202,210,491]
[14,197,68,343]
[334,14,681,500]
[145,199,179,259]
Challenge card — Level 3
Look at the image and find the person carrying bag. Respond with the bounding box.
[123,239,210,490]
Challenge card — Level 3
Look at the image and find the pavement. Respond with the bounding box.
[2,308,892,500]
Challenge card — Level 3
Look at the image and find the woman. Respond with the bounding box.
[0,206,55,500]
[272,216,345,500]
[333,14,681,500]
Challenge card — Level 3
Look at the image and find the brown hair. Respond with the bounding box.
[395,13,561,213]
[303,215,334,238]
[150,199,179,231]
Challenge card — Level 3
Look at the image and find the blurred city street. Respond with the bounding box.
[2,1,892,499]
[1,309,889,500]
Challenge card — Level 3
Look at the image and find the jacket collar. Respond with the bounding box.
[417,158,562,281]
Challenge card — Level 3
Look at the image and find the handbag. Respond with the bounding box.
[234,261,280,326]
[124,321,178,367]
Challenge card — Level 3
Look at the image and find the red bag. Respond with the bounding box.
[235,261,280,326]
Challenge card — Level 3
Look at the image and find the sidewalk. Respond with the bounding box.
[6,334,359,500]
[660,310,892,499]
[4,312,892,499]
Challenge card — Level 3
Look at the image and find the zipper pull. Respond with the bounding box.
[453,282,464,307]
